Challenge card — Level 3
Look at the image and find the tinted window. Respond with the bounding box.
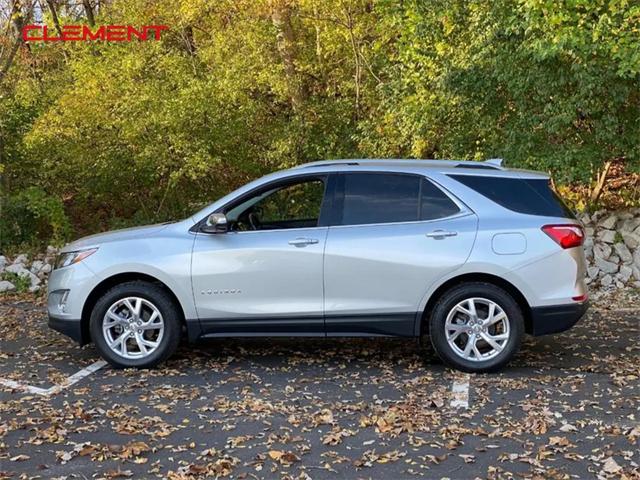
[340,173,420,225]
[420,179,460,220]
[256,180,325,224]
[226,178,325,231]
[449,175,575,218]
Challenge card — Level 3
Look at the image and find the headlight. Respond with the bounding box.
[54,248,98,270]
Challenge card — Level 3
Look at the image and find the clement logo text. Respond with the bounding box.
[23,25,169,42]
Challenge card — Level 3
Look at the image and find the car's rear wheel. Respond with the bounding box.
[427,282,524,373]
[90,281,181,368]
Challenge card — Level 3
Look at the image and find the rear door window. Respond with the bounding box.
[337,173,461,226]
[340,173,420,225]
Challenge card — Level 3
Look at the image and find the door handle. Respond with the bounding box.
[288,237,319,247]
[426,230,458,238]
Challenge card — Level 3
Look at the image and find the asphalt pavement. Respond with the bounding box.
[0,295,638,479]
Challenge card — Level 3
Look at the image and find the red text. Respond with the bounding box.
[23,25,169,42]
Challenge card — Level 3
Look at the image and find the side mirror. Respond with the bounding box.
[201,213,228,234]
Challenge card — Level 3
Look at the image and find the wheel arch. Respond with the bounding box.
[80,272,187,344]
[418,272,533,336]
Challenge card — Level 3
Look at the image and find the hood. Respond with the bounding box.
[62,222,173,252]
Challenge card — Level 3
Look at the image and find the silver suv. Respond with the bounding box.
[48,159,589,372]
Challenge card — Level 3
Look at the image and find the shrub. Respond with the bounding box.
[0,188,70,250]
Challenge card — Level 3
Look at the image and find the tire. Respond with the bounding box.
[427,282,524,373]
[90,281,182,369]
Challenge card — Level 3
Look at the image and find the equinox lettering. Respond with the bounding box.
[22,25,169,42]
[201,289,242,295]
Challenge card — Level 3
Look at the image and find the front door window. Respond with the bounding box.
[226,178,325,231]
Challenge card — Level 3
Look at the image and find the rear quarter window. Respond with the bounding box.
[449,175,575,218]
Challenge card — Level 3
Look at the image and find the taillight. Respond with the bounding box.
[541,224,585,249]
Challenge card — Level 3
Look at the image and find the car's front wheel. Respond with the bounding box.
[428,282,524,373]
[90,281,181,368]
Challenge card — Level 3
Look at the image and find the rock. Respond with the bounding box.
[28,285,40,293]
[593,243,611,260]
[46,245,58,255]
[0,255,6,269]
[615,280,624,288]
[592,209,607,222]
[600,274,613,287]
[583,245,593,260]
[613,243,633,264]
[0,280,16,292]
[597,229,616,244]
[40,263,52,274]
[28,272,40,287]
[4,264,40,287]
[13,254,28,265]
[617,265,633,283]
[632,265,640,282]
[622,232,640,250]
[620,217,640,233]
[30,260,45,274]
[599,215,617,230]
[584,236,594,251]
[634,249,640,269]
[579,213,592,225]
[5,263,29,275]
[595,257,619,275]
[587,266,600,279]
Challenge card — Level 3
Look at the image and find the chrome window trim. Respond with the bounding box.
[327,211,475,230]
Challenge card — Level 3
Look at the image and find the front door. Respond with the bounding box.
[323,172,478,336]
[191,175,329,336]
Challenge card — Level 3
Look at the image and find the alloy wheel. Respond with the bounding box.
[444,297,510,362]
[102,297,165,359]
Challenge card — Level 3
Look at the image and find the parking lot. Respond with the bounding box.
[0,294,638,479]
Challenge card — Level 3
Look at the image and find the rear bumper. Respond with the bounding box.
[48,314,85,345]
[530,301,589,336]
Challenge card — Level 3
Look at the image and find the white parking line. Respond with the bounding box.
[0,360,107,397]
[450,373,470,409]
[0,378,50,396]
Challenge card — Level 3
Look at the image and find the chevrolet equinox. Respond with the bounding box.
[48,159,589,372]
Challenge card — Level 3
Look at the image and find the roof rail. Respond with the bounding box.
[302,161,359,168]
[294,158,506,170]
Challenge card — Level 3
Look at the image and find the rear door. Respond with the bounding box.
[323,172,478,336]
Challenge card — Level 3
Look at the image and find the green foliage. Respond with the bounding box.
[0,272,31,293]
[359,0,640,183]
[0,0,638,248]
[0,187,70,249]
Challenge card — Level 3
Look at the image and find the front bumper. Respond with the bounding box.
[48,314,85,345]
[530,301,589,336]
[47,262,98,345]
